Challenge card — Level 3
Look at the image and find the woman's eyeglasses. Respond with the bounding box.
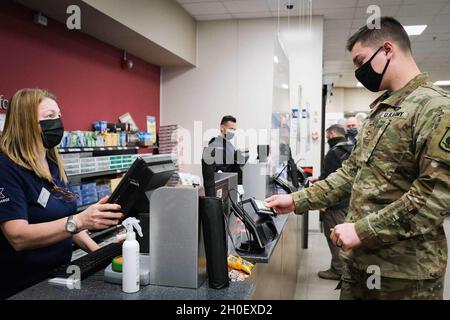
[50,182,79,202]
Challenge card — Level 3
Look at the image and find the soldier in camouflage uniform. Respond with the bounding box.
[265,17,450,300]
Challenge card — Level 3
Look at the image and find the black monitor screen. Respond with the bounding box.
[288,156,299,189]
[108,156,176,217]
[257,145,270,162]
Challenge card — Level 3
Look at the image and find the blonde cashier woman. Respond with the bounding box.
[0,89,123,299]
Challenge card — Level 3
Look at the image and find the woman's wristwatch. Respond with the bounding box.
[66,215,79,234]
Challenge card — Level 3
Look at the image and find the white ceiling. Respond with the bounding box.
[177,0,450,87]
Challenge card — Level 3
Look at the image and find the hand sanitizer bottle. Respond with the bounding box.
[122,217,143,293]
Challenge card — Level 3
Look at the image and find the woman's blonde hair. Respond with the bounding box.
[0,88,67,183]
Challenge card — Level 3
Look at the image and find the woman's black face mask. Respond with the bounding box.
[355,46,390,92]
[39,118,64,149]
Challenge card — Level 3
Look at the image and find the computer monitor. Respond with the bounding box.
[279,143,290,159]
[275,145,306,190]
[257,144,270,162]
[235,149,249,166]
[287,155,299,189]
[107,155,176,217]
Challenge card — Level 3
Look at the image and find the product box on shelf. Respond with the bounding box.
[81,195,98,206]
[68,185,83,207]
[81,182,97,191]
[109,176,124,192]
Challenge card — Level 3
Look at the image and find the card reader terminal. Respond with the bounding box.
[250,198,276,216]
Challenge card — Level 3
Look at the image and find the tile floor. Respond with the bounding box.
[295,219,450,300]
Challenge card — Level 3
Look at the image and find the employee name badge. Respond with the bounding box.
[37,187,51,208]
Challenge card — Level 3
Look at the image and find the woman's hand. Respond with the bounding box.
[75,196,123,231]
[73,230,100,252]
[264,194,295,215]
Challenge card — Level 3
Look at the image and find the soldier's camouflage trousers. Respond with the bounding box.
[338,264,444,300]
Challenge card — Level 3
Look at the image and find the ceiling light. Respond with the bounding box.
[274,56,279,63]
[281,83,289,89]
[434,80,450,86]
[356,82,364,88]
[403,25,427,36]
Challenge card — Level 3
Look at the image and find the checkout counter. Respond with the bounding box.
[9,163,305,300]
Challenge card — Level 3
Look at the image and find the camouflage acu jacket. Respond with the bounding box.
[292,74,450,280]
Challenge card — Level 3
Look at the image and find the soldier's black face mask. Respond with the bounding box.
[355,46,390,92]
[40,118,64,149]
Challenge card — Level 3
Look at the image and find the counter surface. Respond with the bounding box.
[10,214,291,300]
[9,271,254,300]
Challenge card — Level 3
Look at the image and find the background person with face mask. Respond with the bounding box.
[208,115,243,184]
[309,124,354,281]
[345,116,361,145]
[0,89,124,299]
[265,17,450,300]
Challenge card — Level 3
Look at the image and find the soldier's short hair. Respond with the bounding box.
[326,124,346,137]
[220,115,236,125]
[346,17,411,53]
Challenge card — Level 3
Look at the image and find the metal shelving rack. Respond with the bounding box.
[58,145,158,154]
[60,145,159,213]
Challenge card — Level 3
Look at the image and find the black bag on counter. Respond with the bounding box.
[199,196,229,289]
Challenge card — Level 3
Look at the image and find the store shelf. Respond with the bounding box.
[67,167,128,179]
[58,145,158,154]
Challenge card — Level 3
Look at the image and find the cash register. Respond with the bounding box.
[49,155,176,282]
[202,147,278,254]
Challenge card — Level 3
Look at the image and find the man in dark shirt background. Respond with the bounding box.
[207,115,245,185]
[309,124,354,280]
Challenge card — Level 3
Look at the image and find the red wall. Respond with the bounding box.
[0,1,160,131]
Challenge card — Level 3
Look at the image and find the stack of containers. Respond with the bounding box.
[62,154,81,176]
[122,155,134,168]
[63,154,142,177]
[95,156,111,172]
[158,125,181,186]
[109,155,123,170]
[80,157,96,174]
[68,184,83,207]
[81,182,98,206]
[96,184,112,199]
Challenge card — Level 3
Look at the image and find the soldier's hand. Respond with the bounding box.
[307,177,318,183]
[264,195,295,215]
[330,223,361,251]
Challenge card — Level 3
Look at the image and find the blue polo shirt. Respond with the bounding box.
[0,153,76,299]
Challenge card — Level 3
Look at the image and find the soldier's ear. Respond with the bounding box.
[382,41,394,59]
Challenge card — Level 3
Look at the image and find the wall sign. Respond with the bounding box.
[0,113,5,131]
[0,94,9,110]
